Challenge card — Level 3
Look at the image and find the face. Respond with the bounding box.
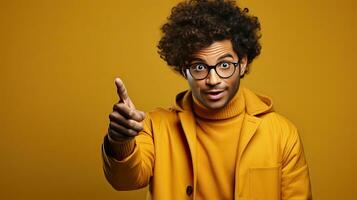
[185,40,247,110]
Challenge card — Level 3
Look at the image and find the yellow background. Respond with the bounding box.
[0,0,356,199]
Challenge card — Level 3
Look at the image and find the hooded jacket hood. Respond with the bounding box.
[173,86,274,116]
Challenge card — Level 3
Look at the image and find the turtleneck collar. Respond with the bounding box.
[192,88,245,120]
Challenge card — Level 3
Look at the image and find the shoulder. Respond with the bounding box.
[141,107,182,137]
[258,112,299,139]
[259,112,297,129]
[144,107,180,125]
[146,107,177,119]
[256,112,305,162]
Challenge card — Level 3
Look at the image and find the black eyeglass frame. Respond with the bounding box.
[185,61,241,80]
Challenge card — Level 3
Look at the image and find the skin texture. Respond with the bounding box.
[185,40,247,110]
[108,78,145,141]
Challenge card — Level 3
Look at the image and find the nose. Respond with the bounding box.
[206,69,221,86]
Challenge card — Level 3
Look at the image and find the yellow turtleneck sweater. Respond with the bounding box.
[193,88,245,200]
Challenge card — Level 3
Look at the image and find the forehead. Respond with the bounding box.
[192,40,237,60]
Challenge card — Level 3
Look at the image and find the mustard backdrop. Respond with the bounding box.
[0,0,356,199]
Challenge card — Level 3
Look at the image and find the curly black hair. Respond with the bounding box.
[157,0,261,76]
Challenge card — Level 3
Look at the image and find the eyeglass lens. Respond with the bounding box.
[189,62,238,80]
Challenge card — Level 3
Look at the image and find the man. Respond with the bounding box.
[101,0,312,199]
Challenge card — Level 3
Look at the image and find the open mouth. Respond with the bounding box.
[208,91,222,95]
[205,90,224,100]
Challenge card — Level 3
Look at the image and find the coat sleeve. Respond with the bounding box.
[101,113,155,190]
[280,117,312,200]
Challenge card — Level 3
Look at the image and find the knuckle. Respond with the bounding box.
[108,128,118,136]
[109,129,126,140]
[109,121,115,128]
[109,112,115,120]
[137,124,143,131]
[136,110,145,121]
[127,119,134,128]
[128,109,134,118]
[134,111,141,120]
[128,129,137,136]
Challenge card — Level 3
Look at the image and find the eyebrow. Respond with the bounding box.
[217,53,234,60]
[190,53,234,63]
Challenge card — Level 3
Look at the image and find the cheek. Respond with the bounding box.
[226,74,240,93]
[187,79,204,96]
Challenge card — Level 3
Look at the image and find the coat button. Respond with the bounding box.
[186,185,193,196]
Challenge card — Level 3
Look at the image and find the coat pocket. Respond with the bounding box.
[249,165,281,200]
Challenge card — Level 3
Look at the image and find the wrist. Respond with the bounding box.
[106,130,136,160]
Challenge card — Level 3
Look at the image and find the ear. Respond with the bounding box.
[239,56,248,77]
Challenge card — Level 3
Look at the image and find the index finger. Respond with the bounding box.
[115,78,130,104]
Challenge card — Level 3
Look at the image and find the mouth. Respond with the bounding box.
[204,90,225,101]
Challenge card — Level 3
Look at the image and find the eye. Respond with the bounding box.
[192,63,207,71]
[219,62,231,69]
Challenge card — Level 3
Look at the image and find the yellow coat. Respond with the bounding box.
[102,87,312,200]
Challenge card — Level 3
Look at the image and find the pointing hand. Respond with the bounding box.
[108,78,145,141]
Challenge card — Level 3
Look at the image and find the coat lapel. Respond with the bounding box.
[178,111,197,199]
[234,114,261,198]
[237,114,261,162]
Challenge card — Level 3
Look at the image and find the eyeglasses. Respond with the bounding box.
[186,61,240,80]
